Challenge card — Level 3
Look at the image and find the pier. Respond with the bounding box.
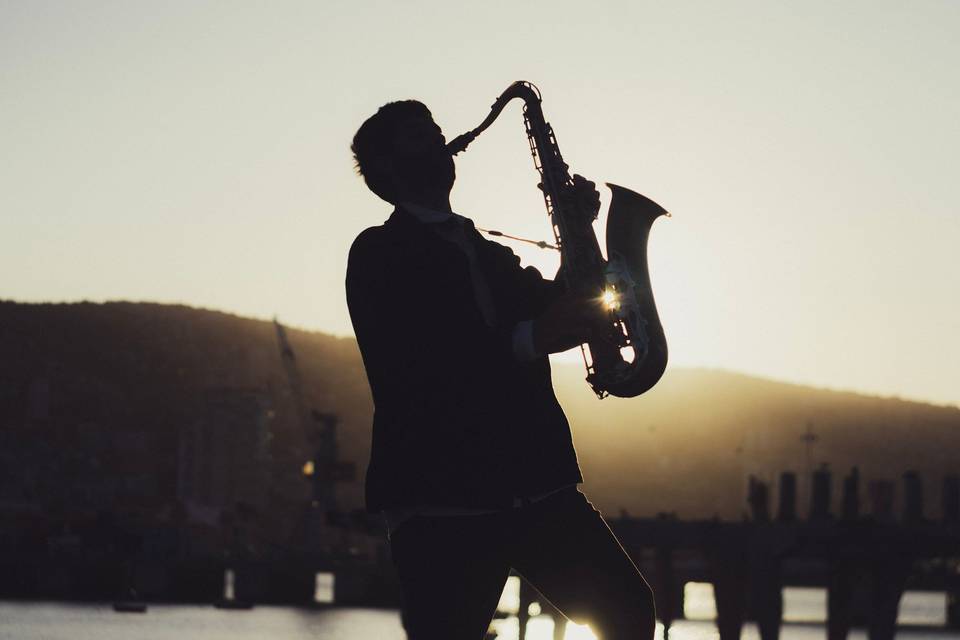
[562,469,960,640]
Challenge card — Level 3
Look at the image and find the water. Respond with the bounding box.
[0,603,405,640]
[682,583,949,626]
[1,593,956,640]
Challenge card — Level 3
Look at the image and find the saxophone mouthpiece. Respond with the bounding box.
[447,132,475,156]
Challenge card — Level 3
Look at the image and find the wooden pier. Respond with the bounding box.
[514,469,960,640]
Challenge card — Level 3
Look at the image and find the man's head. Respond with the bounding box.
[351,100,455,205]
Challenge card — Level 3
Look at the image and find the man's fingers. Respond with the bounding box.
[535,290,615,354]
[572,173,593,186]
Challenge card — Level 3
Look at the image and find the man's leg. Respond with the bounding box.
[509,488,656,640]
[390,513,511,640]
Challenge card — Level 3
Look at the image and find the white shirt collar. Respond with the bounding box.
[400,202,465,225]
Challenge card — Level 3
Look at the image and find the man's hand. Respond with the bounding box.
[556,174,601,222]
[532,291,607,355]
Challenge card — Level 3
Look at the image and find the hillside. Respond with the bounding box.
[2,300,957,521]
[551,366,960,519]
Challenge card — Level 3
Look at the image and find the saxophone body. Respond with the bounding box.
[448,81,668,399]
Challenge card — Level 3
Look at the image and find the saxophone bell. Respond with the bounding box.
[583,184,669,398]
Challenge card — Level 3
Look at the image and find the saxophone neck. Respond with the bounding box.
[447,81,543,156]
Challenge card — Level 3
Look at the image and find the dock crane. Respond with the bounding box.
[272,319,354,537]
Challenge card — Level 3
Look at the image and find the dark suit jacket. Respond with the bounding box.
[346,206,582,512]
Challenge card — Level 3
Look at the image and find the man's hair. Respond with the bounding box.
[351,100,432,204]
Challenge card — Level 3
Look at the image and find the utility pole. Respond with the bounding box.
[801,421,818,478]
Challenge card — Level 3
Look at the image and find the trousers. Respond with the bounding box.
[389,487,656,640]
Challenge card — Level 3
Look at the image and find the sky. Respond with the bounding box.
[2,1,958,407]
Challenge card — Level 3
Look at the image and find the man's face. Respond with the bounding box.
[389,114,455,197]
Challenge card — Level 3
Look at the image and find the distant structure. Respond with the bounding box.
[800,422,818,477]
[597,467,960,640]
[273,319,354,519]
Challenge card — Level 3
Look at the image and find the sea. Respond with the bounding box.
[1,583,956,640]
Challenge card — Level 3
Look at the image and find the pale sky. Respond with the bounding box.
[2,1,958,407]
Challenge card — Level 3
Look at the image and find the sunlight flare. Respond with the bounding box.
[601,288,619,311]
[564,622,598,640]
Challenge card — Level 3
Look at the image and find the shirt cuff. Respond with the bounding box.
[512,320,540,363]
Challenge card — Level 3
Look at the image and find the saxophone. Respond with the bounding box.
[447,81,669,399]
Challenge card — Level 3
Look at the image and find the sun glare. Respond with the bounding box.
[601,289,619,310]
[564,623,598,640]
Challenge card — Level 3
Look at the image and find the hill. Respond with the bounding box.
[551,366,960,519]
[2,300,957,521]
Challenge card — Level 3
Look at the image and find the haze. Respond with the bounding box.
[2,1,958,406]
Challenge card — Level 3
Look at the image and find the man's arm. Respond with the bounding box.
[473,228,602,361]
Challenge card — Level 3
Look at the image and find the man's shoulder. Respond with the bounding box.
[349,208,418,254]
[347,226,388,283]
[350,224,388,253]
[347,216,420,285]
[348,219,403,258]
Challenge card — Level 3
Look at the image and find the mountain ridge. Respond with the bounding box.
[2,299,956,520]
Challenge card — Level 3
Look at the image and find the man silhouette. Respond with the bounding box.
[346,100,655,640]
